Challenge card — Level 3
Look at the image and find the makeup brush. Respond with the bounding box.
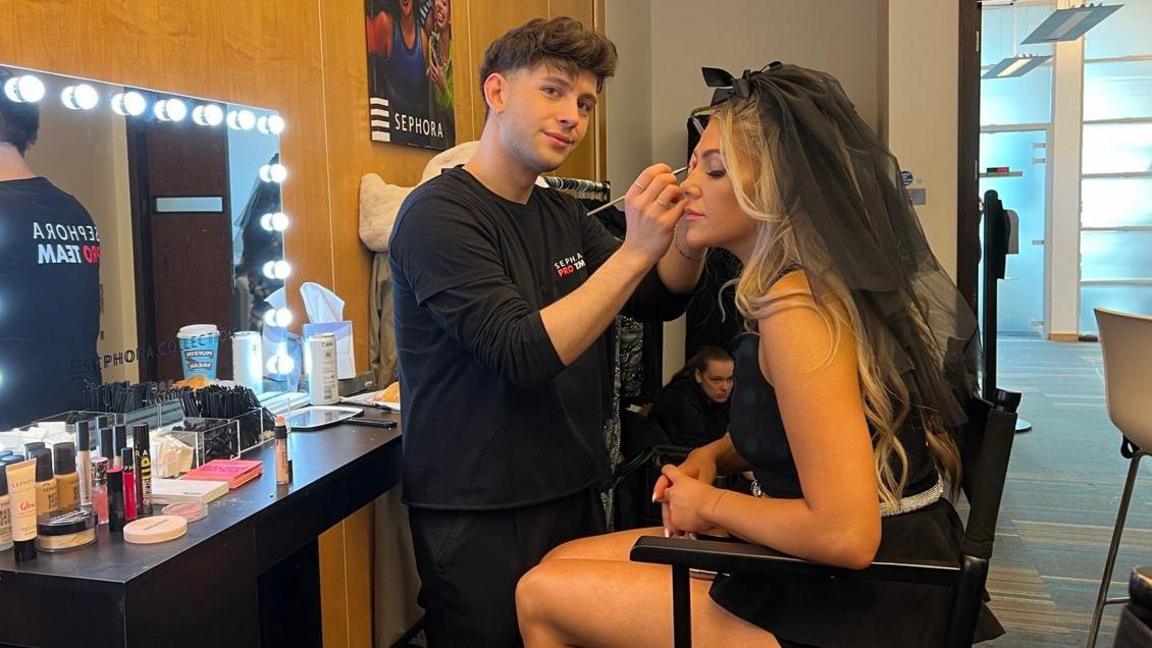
[587,165,689,216]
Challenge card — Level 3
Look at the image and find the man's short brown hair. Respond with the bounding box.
[479,17,617,93]
[0,68,40,155]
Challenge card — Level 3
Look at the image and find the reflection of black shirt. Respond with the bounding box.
[649,374,730,448]
[0,177,100,429]
[390,168,688,510]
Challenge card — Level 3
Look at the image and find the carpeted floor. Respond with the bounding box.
[980,336,1152,647]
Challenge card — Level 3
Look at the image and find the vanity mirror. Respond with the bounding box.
[0,64,296,429]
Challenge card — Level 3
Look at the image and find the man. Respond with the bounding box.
[388,17,705,646]
[0,68,101,429]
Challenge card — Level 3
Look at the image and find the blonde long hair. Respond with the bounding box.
[713,98,960,509]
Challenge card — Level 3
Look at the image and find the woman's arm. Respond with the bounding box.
[663,273,882,569]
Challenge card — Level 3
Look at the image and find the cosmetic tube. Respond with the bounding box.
[6,459,38,561]
[77,421,92,509]
[23,442,45,456]
[31,449,58,516]
[112,425,128,469]
[53,442,79,513]
[121,448,136,521]
[107,468,125,533]
[274,417,290,486]
[132,424,152,516]
[92,457,109,524]
[99,419,114,462]
[0,459,12,551]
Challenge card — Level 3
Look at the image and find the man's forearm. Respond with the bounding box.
[540,248,652,365]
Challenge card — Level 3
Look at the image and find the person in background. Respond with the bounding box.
[0,67,101,429]
[388,17,704,647]
[648,345,733,448]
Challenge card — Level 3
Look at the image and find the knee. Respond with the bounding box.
[515,563,555,626]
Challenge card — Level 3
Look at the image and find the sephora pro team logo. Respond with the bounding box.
[553,252,586,278]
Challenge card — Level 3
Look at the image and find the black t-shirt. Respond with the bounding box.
[390,168,688,510]
[0,177,101,429]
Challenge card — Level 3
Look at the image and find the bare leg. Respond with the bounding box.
[517,558,778,648]
[542,527,663,563]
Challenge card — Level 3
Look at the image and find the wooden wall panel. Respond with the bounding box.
[0,2,599,645]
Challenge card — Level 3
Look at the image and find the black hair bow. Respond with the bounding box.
[702,62,782,106]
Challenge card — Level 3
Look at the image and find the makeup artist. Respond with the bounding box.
[388,17,705,647]
[0,68,101,430]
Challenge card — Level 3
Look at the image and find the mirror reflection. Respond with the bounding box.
[0,64,286,429]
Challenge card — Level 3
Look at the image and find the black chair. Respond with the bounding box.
[1114,567,1152,648]
[631,396,1019,648]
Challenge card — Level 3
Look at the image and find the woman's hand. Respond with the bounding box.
[656,465,726,535]
[651,446,717,504]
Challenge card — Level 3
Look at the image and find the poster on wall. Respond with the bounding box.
[365,0,456,150]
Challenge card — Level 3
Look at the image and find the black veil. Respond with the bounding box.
[700,63,979,428]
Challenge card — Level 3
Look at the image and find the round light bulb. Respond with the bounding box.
[259,165,272,183]
[262,260,277,279]
[227,110,241,130]
[61,84,99,110]
[271,212,290,231]
[260,213,275,231]
[154,98,188,122]
[4,75,46,103]
[237,109,257,130]
[275,308,293,327]
[273,260,292,280]
[267,114,286,135]
[273,354,295,375]
[193,103,224,126]
[112,91,147,116]
[269,164,288,183]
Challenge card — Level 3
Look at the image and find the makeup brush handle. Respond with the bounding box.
[586,166,688,216]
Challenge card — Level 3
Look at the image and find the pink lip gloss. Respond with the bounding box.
[91,457,109,524]
[120,448,136,521]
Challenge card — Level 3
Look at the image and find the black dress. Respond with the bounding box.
[708,334,1004,647]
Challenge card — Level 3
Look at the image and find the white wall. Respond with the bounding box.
[886,0,959,280]
[607,0,885,383]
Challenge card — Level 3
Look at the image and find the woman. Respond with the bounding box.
[648,345,733,448]
[515,63,1001,647]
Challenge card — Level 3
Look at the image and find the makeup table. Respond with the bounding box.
[0,419,402,648]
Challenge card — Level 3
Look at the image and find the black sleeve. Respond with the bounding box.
[650,390,712,448]
[392,195,565,389]
[576,200,695,323]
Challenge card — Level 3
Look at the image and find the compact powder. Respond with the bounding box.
[123,515,188,544]
[36,509,97,552]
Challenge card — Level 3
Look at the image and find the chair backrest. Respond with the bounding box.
[1095,307,1152,448]
[957,397,1019,560]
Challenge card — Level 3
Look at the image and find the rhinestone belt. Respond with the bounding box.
[751,475,945,518]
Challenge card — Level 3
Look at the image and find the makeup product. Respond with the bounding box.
[31,448,58,516]
[6,459,38,561]
[132,424,152,516]
[161,501,207,522]
[99,419,114,461]
[274,416,290,486]
[76,421,92,509]
[123,515,188,545]
[24,442,46,455]
[35,509,96,552]
[120,448,136,521]
[91,457,109,524]
[112,425,128,469]
[181,459,262,489]
[151,478,228,505]
[107,467,126,533]
[53,442,79,513]
[306,333,339,405]
[0,459,12,551]
[0,450,14,460]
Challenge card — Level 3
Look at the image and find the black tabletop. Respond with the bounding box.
[0,419,402,583]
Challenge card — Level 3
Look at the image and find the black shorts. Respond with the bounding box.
[408,489,606,648]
